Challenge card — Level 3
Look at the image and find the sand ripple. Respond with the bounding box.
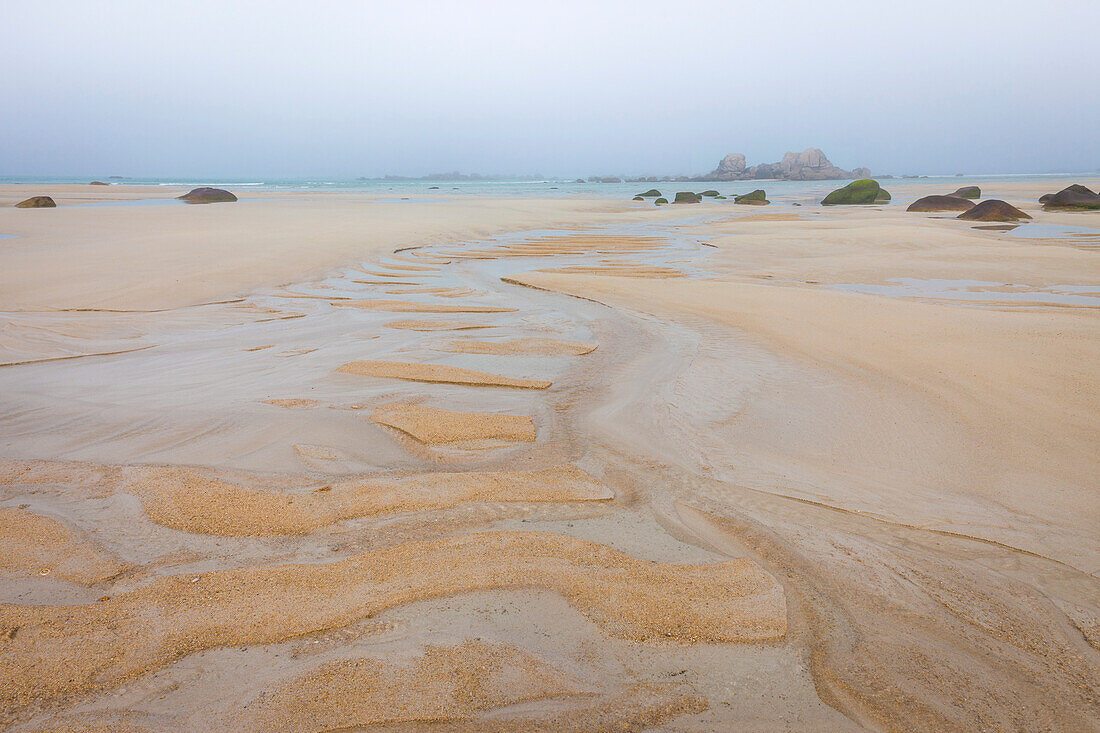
[371,402,537,446]
[337,360,551,389]
[0,531,786,716]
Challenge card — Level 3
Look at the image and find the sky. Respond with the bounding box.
[2,0,1098,178]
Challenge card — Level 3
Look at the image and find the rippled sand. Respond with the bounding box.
[1,181,1097,731]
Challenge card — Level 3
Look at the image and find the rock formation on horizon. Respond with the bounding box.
[703,148,868,181]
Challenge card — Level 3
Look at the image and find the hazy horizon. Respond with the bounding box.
[3,1,1097,179]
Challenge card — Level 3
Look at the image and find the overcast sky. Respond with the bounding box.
[3,0,1097,178]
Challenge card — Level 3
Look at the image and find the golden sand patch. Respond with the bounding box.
[129,465,610,536]
[241,641,579,732]
[334,299,516,313]
[243,344,274,351]
[293,444,340,461]
[0,531,785,714]
[439,338,597,356]
[537,265,687,279]
[240,641,707,732]
[371,402,537,446]
[261,398,321,408]
[337,360,551,389]
[384,286,481,298]
[0,508,128,585]
[385,320,494,331]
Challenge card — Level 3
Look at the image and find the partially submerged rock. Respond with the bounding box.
[177,187,238,204]
[654,197,668,205]
[951,185,981,199]
[632,196,644,201]
[672,192,701,204]
[907,195,976,212]
[1039,184,1100,210]
[957,199,1031,221]
[89,181,109,186]
[821,179,887,205]
[14,196,56,208]
[734,189,769,205]
[700,190,720,197]
[636,189,662,198]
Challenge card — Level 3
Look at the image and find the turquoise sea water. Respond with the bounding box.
[2,173,1096,204]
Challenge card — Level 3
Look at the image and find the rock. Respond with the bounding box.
[632,196,644,201]
[1039,184,1100,210]
[701,190,720,197]
[654,197,668,205]
[710,153,747,180]
[714,195,727,199]
[821,179,887,205]
[574,179,585,183]
[636,189,662,198]
[906,195,976,212]
[428,186,439,190]
[734,189,769,205]
[14,196,56,208]
[705,148,866,181]
[177,187,238,204]
[672,192,702,204]
[951,186,981,199]
[956,200,1031,221]
[89,181,109,186]
[876,189,892,202]
[599,177,621,183]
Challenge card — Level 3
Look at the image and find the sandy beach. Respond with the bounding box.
[1,180,1098,731]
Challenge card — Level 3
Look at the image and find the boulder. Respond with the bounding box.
[714,195,727,199]
[906,195,976,212]
[709,153,747,180]
[14,196,56,208]
[821,179,886,205]
[700,190,720,197]
[956,200,1031,222]
[951,186,981,199]
[876,189,892,202]
[632,196,644,201]
[1039,184,1100,210]
[177,187,238,204]
[636,189,662,198]
[654,197,668,205]
[734,189,769,205]
[599,176,621,183]
[89,181,109,186]
[672,192,702,204]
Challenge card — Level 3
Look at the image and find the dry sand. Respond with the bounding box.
[336,360,552,389]
[370,402,538,445]
[0,531,785,717]
[2,179,1098,731]
[437,337,598,356]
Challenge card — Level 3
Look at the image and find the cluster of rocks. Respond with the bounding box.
[704,148,869,182]
[633,188,770,206]
[905,186,1033,221]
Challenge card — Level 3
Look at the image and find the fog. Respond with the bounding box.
[3,0,1097,178]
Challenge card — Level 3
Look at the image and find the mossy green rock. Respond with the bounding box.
[654,197,668,205]
[714,195,727,199]
[821,179,885,205]
[701,190,720,197]
[1039,184,1100,210]
[15,196,56,208]
[951,186,981,199]
[632,196,644,201]
[734,189,769,205]
[636,189,662,198]
[875,189,891,202]
[673,191,702,204]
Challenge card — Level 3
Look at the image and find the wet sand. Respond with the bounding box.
[1,180,1098,731]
